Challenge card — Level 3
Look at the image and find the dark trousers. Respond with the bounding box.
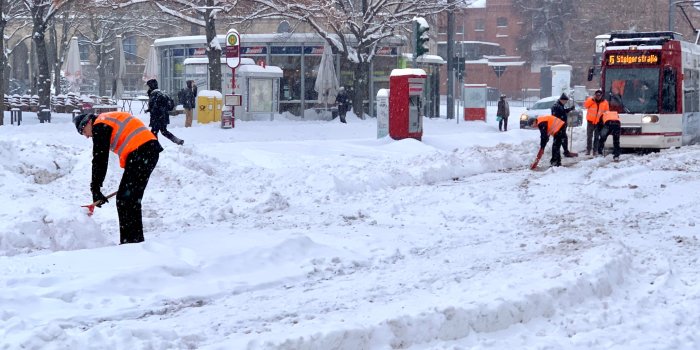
[560,122,570,155]
[586,121,601,153]
[540,127,564,166]
[117,143,159,244]
[598,121,621,157]
[152,126,182,144]
[498,116,508,131]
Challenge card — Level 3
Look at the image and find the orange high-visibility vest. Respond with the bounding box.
[583,97,610,124]
[536,115,565,136]
[93,112,156,168]
[602,111,620,123]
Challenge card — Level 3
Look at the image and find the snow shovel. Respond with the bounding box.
[530,148,544,170]
[81,191,117,216]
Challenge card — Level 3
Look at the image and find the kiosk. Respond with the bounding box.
[462,84,487,121]
[233,62,283,121]
[389,68,426,141]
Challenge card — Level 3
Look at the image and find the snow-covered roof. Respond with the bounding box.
[468,0,486,8]
[390,68,427,77]
[437,40,500,47]
[401,53,446,64]
[154,33,405,47]
[237,64,283,77]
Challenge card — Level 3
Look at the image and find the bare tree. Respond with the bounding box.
[110,0,254,93]
[248,0,460,118]
[0,0,29,125]
[48,3,85,96]
[22,0,77,107]
[79,3,177,96]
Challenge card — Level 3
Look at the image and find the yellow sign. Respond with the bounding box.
[227,33,238,46]
[607,53,660,65]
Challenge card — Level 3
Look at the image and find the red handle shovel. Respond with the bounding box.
[530,148,544,170]
[81,191,117,216]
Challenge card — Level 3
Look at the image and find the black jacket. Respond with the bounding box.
[551,101,575,123]
[147,89,171,129]
[335,90,350,113]
[179,83,197,109]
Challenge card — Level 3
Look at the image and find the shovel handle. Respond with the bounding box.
[81,191,118,216]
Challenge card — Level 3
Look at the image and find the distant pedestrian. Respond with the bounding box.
[497,94,510,131]
[72,112,163,244]
[582,89,609,156]
[551,93,578,157]
[598,110,621,161]
[335,87,350,124]
[146,79,184,145]
[533,114,566,167]
[178,80,198,128]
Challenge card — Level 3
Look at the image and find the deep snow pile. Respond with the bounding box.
[0,109,698,350]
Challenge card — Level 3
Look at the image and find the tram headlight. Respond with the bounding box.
[642,115,659,123]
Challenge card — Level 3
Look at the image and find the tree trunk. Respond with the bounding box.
[50,26,62,96]
[0,27,5,126]
[351,61,370,119]
[32,21,52,108]
[96,45,107,96]
[205,2,222,92]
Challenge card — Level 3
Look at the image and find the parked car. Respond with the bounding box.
[519,96,584,129]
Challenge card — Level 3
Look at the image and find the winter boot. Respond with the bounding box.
[585,150,591,156]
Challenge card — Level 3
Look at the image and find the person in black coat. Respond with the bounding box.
[335,87,350,123]
[146,79,184,145]
[178,80,197,128]
[551,93,577,157]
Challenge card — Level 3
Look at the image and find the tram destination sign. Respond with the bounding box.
[607,52,660,65]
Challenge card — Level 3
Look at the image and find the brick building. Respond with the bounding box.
[436,0,539,99]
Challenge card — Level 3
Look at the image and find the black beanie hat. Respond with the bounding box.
[559,93,569,101]
[73,113,94,135]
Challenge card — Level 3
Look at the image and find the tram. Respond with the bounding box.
[593,31,700,149]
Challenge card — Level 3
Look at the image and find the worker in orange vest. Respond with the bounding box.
[598,110,621,161]
[582,89,609,155]
[532,114,567,167]
[73,112,163,244]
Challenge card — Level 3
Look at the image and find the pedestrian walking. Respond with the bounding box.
[497,94,510,131]
[551,93,578,157]
[582,89,610,156]
[73,112,163,244]
[178,80,198,128]
[335,87,350,124]
[146,79,184,145]
[598,110,621,161]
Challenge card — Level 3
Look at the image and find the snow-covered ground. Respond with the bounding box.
[1,105,699,349]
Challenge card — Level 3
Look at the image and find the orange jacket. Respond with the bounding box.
[583,97,610,124]
[94,112,157,168]
[601,111,620,124]
[536,115,565,136]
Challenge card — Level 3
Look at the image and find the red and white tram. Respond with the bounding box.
[597,31,700,149]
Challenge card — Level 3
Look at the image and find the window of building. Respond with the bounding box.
[497,17,508,27]
[123,36,137,63]
[79,37,90,61]
[475,19,484,31]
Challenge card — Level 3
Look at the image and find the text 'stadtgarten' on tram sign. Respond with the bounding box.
[225,29,241,69]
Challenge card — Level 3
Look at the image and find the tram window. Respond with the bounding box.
[662,67,677,113]
[604,68,660,113]
[683,69,699,113]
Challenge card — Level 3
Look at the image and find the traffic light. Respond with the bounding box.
[414,19,430,58]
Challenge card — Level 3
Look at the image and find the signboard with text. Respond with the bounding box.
[225,29,241,68]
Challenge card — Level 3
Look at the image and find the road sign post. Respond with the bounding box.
[224,29,240,128]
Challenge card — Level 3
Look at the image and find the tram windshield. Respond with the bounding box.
[603,68,659,113]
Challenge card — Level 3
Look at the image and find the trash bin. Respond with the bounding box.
[196,95,213,124]
[37,106,51,123]
[221,109,233,129]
